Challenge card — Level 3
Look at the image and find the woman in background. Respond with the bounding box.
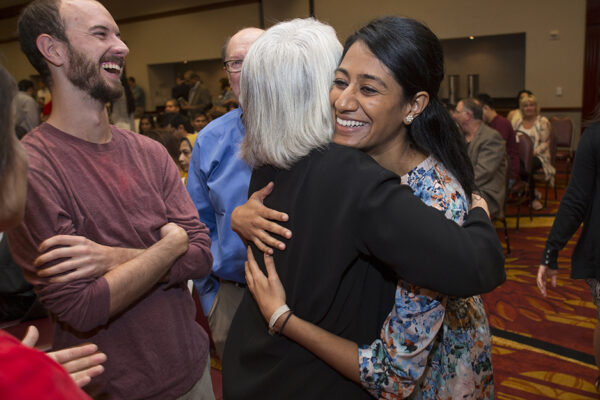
[138,114,156,135]
[513,93,555,210]
[507,89,532,125]
[179,133,197,182]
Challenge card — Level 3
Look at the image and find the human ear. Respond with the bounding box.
[36,34,66,67]
[410,91,429,116]
[404,91,430,124]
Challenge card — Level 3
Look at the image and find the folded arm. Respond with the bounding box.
[35,235,143,283]
[161,151,212,285]
[23,223,189,330]
[104,222,188,315]
[8,147,209,332]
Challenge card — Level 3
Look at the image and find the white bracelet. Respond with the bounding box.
[269,304,290,331]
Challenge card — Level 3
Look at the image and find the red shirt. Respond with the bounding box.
[0,330,89,399]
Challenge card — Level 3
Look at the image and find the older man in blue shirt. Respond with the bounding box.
[187,27,263,359]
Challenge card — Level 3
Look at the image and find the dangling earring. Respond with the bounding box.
[405,115,414,124]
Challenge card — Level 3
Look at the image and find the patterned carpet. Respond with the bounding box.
[486,182,599,399]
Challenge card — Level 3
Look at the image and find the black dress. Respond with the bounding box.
[223,143,505,399]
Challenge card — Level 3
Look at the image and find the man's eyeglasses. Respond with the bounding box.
[224,59,243,73]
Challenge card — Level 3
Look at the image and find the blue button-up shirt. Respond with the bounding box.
[187,108,251,314]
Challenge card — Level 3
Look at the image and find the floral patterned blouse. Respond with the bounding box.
[358,156,493,399]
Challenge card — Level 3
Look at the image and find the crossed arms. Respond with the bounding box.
[7,148,212,332]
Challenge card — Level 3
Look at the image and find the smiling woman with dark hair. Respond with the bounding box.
[223,17,504,400]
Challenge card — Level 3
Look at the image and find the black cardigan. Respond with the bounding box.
[542,123,600,279]
[223,143,505,400]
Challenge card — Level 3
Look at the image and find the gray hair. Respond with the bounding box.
[461,97,483,121]
[239,18,342,169]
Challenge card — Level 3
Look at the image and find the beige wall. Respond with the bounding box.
[0,2,261,111]
[119,3,260,110]
[316,0,586,109]
[0,39,37,80]
[441,34,526,100]
[1,0,585,113]
[262,0,310,27]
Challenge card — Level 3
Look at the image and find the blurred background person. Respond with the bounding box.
[206,105,227,121]
[36,79,51,110]
[171,74,190,104]
[179,70,212,116]
[217,77,235,105]
[15,79,40,138]
[109,72,135,131]
[513,93,555,210]
[477,93,520,188]
[137,113,156,135]
[507,89,533,125]
[164,98,181,114]
[191,111,209,133]
[127,76,145,117]
[454,97,507,220]
[179,133,197,183]
[537,116,600,389]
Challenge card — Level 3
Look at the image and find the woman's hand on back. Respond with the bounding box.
[231,182,292,254]
[470,193,490,219]
[245,246,287,322]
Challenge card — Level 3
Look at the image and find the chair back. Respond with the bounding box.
[549,116,573,149]
[548,124,557,165]
[517,133,534,175]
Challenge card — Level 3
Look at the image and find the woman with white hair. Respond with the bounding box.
[223,18,504,399]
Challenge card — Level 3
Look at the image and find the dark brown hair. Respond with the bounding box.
[18,0,68,88]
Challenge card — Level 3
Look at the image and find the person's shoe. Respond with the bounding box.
[595,376,600,392]
[531,199,543,211]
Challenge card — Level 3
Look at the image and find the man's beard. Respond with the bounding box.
[66,45,123,103]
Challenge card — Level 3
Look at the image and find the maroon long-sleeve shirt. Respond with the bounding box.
[8,123,212,399]
[488,114,520,181]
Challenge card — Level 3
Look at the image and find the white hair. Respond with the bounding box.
[239,18,342,169]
